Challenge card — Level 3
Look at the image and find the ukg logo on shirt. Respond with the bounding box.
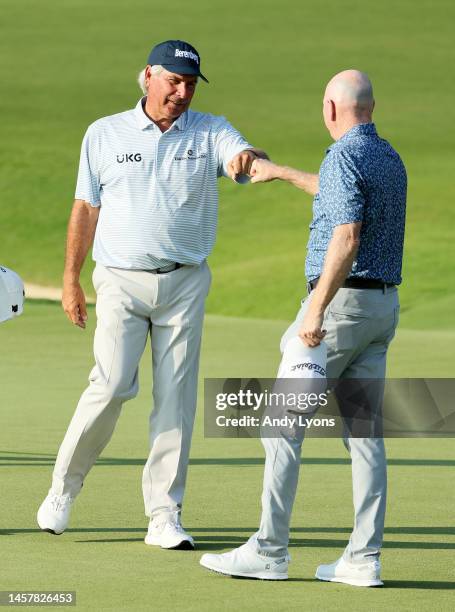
[116,153,142,163]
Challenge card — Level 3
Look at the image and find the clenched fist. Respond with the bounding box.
[250,158,281,183]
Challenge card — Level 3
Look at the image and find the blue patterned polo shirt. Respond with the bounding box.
[305,123,407,284]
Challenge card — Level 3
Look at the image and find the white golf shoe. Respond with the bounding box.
[200,543,289,580]
[315,556,383,587]
[37,491,74,535]
[144,512,194,550]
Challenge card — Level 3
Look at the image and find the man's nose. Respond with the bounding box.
[176,83,191,99]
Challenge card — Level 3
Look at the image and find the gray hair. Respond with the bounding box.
[137,65,164,94]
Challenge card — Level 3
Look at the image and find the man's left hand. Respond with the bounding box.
[299,309,326,347]
[227,150,256,181]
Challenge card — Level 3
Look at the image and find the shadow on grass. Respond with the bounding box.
[188,538,455,551]
[2,528,455,556]
[230,577,310,583]
[382,580,455,590]
[2,530,449,551]
[2,526,455,536]
[2,452,455,467]
[73,538,455,551]
[215,578,455,588]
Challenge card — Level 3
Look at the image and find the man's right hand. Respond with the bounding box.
[62,280,88,329]
[61,200,99,329]
[250,158,281,183]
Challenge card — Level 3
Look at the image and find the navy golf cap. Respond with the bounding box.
[147,40,209,83]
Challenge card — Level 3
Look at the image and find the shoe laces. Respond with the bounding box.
[167,511,186,532]
[154,511,185,533]
[49,493,73,512]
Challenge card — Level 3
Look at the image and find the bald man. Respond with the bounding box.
[200,70,407,585]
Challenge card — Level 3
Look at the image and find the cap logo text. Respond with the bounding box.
[175,49,199,64]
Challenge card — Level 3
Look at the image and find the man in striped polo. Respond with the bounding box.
[37,40,266,549]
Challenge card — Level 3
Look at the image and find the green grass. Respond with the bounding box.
[0,303,454,611]
[0,0,454,323]
[1,2,454,609]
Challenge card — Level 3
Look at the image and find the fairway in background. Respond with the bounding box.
[0,0,454,325]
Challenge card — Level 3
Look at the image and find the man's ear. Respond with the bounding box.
[330,100,336,122]
[145,65,153,90]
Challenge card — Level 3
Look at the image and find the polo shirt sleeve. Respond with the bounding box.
[74,123,101,207]
[322,150,365,226]
[212,116,254,178]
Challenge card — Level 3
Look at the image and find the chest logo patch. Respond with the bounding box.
[174,149,207,161]
[117,153,142,163]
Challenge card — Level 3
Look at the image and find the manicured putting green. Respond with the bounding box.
[0,303,453,611]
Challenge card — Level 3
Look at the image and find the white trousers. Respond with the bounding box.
[51,262,211,518]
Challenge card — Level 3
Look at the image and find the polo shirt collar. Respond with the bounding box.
[327,122,377,152]
[134,97,188,132]
[172,111,188,132]
[135,97,154,130]
[341,122,377,141]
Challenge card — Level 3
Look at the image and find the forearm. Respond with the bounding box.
[250,158,318,194]
[277,166,319,195]
[63,200,99,284]
[308,228,360,314]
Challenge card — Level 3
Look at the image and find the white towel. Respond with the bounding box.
[277,336,327,379]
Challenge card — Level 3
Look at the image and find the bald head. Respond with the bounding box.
[325,70,374,116]
[322,70,375,139]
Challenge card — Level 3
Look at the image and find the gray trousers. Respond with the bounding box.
[51,262,211,518]
[251,286,400,562]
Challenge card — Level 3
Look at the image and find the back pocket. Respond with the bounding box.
[324,309,371,351]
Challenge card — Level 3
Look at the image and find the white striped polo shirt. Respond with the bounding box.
[75,97,253,269]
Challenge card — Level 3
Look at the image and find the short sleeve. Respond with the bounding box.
[321,150,365,226]
[74,124,101,207]
[212,117,254,179]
